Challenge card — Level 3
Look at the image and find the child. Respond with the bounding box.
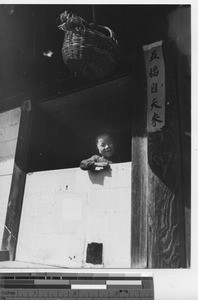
[80,133,115,171]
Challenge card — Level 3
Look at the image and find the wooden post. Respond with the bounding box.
[147,129,186,267]
[131,41,186,268]
[1,100,33,260]
[131,49,148,268]
[147,42,186,268]
[131,136,148,268]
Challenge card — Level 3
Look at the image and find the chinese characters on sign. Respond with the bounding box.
[143,41,165,132]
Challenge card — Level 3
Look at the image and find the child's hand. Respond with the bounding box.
[94,162,109,170]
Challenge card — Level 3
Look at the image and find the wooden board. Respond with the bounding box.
[0,175,12,248]
[1,101,33,260]
[146,42,186,268]
[16,163,131,268]
[131,137,148,268]
[130,41,187,268]
[0,108,21,250]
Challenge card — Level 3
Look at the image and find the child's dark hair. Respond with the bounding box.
[95,133,113,145]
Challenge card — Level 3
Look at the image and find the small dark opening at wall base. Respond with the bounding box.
[86,242,103,265]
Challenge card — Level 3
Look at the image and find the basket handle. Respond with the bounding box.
[95,25,118,44]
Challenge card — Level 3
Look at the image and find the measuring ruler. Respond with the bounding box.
[0,273,154,299]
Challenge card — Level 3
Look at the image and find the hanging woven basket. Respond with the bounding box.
[58,11,120,80]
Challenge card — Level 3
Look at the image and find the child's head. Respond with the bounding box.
[95,133,115,159]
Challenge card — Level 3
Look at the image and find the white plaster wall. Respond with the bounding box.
[0,108,21,244]
[16,162,131,268]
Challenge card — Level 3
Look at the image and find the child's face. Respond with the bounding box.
[97,135,115,158]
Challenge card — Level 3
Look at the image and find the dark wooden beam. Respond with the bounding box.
[0,93,25,114]
[0,62,132,114]
[1,100,34,260]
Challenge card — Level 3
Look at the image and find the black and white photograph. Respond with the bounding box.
[0,3,191,271]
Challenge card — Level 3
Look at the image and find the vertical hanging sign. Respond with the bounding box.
[143,41,165,132]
